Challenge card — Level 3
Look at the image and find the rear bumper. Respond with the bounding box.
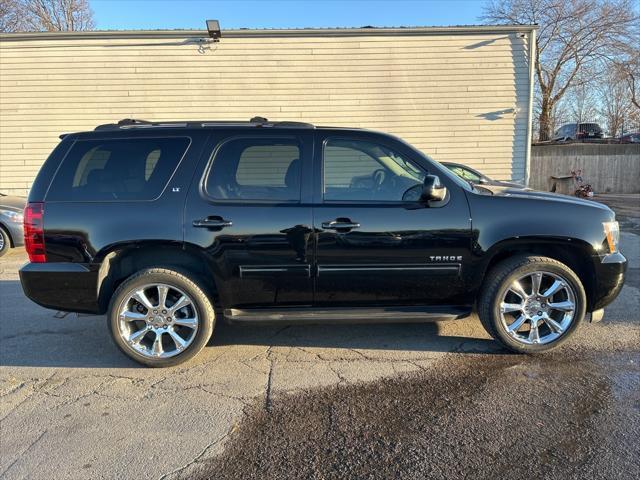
[591,252,627,311]
[19,262,100,314]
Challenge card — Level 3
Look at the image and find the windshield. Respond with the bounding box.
[423,154,474,191]
[383,134,473,192]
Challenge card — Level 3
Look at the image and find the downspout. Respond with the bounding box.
[524,27,537,186]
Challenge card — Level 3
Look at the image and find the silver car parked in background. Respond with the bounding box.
[0,193,25,257]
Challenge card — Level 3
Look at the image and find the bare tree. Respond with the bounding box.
[1,0,94,32]
[0,0,27,32]
[566,73,600,123]
[482,0,638,140]
[612,24,640,110]
[599,70,633,136]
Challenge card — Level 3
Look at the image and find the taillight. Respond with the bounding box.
[24,202,46,263]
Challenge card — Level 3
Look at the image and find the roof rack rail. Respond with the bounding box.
[94,118,151,131]
[93,117,315,131]
[248,116,314,128]
[118,118,152,126]
[271,121,315,128]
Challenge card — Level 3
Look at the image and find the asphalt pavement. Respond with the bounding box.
[0,194,638,480]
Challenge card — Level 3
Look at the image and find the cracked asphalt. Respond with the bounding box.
[1,194,639,480]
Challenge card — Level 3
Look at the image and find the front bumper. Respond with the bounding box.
[19,262,100,314]
[591,252,627,311]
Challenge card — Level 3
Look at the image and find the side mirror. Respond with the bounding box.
[421,175,447,202]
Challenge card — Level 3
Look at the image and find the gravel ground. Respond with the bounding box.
[193,350,639,480]
[193,193,640,480]
[0,194,638,480]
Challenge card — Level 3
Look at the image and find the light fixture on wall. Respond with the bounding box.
[206,20,222,41]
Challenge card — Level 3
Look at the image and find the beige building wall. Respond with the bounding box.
[0,26,535,196]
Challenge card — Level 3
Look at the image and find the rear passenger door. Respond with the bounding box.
[184,132,315,309]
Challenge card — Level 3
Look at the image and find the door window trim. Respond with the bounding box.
[320,135,428,206]
[201,134,307,205]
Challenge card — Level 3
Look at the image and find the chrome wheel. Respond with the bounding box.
[499,271,576,345]
[117,283,199,359]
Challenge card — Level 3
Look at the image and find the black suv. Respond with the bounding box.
[20,119,626,367]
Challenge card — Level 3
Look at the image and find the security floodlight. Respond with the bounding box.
[206,20,221,40]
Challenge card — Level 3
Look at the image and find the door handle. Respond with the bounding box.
[192,217,233,229]
[321,219,361,231]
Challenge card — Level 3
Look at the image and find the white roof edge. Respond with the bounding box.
[0,24,538,42]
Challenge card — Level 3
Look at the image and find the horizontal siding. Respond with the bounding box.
[0,32,531,195]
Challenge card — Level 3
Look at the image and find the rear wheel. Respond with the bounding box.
[478,256,586,353]
[108,268,215,367]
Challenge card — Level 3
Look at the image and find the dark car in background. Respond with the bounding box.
[619,132,640,143]
[442,162,524,188]
[0,193,25,257]
[553,123,604,142]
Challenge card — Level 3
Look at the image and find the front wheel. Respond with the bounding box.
[0,227,10,257]
[108,268,215,367]
[478,256,586,353]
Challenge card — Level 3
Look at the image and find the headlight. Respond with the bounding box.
[603,221,620,253]
[1,210,23,223]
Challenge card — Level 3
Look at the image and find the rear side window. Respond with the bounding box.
[47,137,190,201]
[205,137,301,201]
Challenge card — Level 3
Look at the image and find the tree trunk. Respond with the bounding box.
[538,97,554,141]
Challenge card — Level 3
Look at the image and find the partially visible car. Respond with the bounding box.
[619,132,640,143]
[0,193,25,257]
[441,162,524,188]
[553,123,604,141]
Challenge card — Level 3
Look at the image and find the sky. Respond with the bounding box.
[91,0,487,31]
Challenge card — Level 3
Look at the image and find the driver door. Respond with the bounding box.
[312,132,472,307]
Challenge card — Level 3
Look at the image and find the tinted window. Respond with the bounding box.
[323,138,425,202]
[48,137,190,201]
[579,123,601,133]
[206,137,301,201]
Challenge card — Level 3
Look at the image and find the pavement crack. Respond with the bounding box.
[328,364,348,385]
[238,360,268,375]
[347,348,375,360]
[157,431,231,480]
[406,360,430,372]
[295,346,323,360]
[0,429,47,477]
[264,357,275,413]
[0,373,57,422]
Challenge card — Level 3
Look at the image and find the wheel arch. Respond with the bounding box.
[478,237,598,311]
[96,242,218,314]
[0,222,14,248]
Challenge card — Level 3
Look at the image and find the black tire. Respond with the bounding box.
[108,268,215,367]
[478,255,586,353]
[0,227,10,258]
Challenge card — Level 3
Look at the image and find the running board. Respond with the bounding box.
[223,306,472,325]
